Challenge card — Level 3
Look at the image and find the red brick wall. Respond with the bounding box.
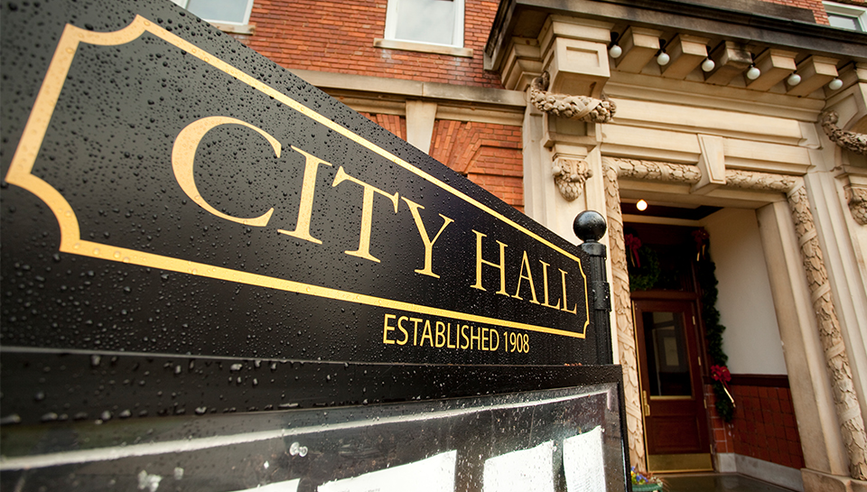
[706,379,805,471]
[359,113,407,141]
[429,120,523,211]
[762,0,829,23]
[245,0,504,88]
[352,116,523,211]
[762,0,867,24]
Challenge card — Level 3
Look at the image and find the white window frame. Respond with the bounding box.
[824,1,867,31]
[384,0,465,48]
[170,0,255,34]
[375,0,472,57]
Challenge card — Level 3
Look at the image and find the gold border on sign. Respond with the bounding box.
[4,16,590,339]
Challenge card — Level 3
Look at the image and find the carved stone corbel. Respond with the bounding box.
[529,72,616,123]
[822,111,867,156]
[844,181,867,226]
[552,157,592,201]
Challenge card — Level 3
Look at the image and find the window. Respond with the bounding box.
[384,0,465,48]
[171,0,255,33]
[376,0,471,56]
[824,2,867,31]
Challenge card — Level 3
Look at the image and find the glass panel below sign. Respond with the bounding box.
[0,383,627,491]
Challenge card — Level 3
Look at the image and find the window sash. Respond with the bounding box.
[824,1,867,31]
[384,0,465,48]
[171,0,255,26]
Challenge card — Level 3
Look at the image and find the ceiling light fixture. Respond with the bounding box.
[829,78,844,90]
[636,199,648,211]
[746,64,761,80]
[609,33,622,59]
[656,40,669,66]
[787,72,801,86]
[701,57,715,72]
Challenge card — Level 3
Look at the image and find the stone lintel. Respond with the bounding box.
[501,39,543,91]
[704,41,752,86]
[615,26,663,74]
[787,55,840,97]
[747,49,798,92]
[691,134,726,194]
[545,37,610,98]
[547,15,614,44]
[405,100,438,154]
[661,34,710,80]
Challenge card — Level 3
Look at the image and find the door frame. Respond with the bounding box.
[632,292,713,472]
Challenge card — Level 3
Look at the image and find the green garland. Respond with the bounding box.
[695,244,734,422]
[626,230,734,422]
[627,245,661,292]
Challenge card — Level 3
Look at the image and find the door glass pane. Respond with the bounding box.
[643,311,692,397]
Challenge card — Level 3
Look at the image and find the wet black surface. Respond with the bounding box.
[1,0,597,369]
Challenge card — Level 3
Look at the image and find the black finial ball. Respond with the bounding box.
[573,210,607,242]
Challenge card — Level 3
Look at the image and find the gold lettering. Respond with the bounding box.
[490,328,500,351]
[512,251,540,304]
[172,116,279,227]
[460,324,469,349]
[382,314,396,345]
[446,322,456,348]
[560,268,578,314]
[470,325,481,350]
[470,230,508,295]
[332,167,399,263]
[481,327,489,351]
[410,317,422,346]
[277,146,334,244]
[401,198,454,278]
[435,321,446,348]
[539,260,561,310]
[396,315,410,345]
[420,320,434,347]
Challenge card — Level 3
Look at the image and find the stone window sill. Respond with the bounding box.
[209,22,255,35]
[374,38,473,58]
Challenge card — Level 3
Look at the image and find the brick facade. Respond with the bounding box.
[707,380,806,470]
[429,120,524,211]
[245,0,504,88]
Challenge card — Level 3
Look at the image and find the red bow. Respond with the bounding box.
[624,234,641,268]
[711,364,735,407]
[693,229,709,261]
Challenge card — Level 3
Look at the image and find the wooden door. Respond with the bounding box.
[634,299,712,472]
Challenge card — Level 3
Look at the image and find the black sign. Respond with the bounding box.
[0,5,629,489]
[1,0,598,368]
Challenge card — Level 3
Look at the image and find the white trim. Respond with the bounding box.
[173,0,255,30]
[383,0,466,50]
[373,38,473,57]
[824,1,867,31]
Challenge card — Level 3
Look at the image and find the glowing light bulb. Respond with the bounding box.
[636,199,648,211]
[656,52,670,66]
[746,66,761,80]
[701,58,715,72]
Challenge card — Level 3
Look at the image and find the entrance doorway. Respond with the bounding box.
[634,298,712,472]
[623,221,715,472]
